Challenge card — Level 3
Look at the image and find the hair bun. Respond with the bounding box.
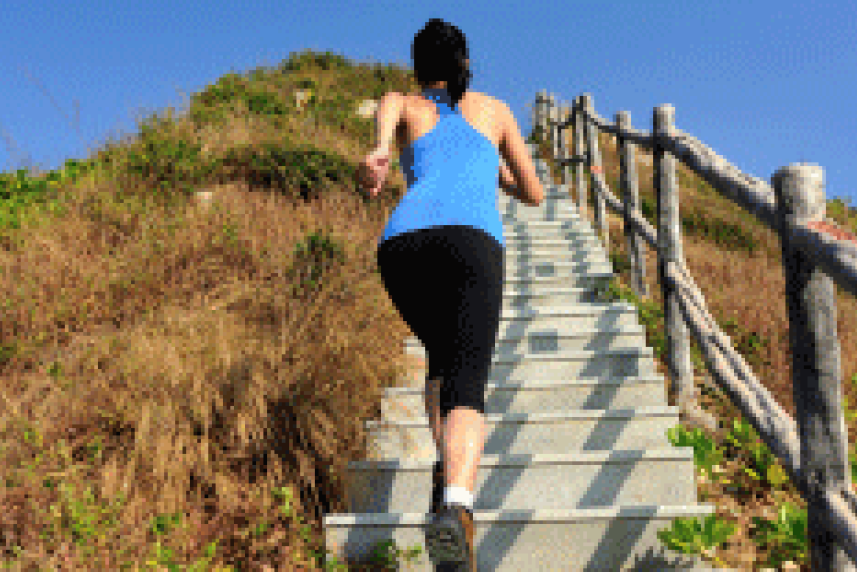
[412,18,472,107]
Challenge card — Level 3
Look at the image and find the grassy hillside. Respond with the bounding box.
[0,47,855,570]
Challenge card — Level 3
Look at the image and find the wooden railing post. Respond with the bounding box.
[573,96,588,218]
[535,90,549,145]
[559,103,573,197]
[653,103,716,431]
[529,92,538,140]
[581,94,607,247]
[541,92,550,144]
[540,91,555,150]
[772,163,855,571]
[615,110,648,300]
[547,93,560,165]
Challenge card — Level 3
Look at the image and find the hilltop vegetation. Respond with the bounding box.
[0,47,855,570]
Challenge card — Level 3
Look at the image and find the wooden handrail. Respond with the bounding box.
[533,89,857,570]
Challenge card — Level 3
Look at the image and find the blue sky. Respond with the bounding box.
[2,0,856,211]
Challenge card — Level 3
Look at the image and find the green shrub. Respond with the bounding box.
[657,514,735,568]
[287,230,347,299]
[667,425,724,481]
[245,90,291,116]
[751,502,808,568]
[281,50,354,73]
[219,142,359,203]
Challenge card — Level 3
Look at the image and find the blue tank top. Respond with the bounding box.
[379,87,505,248]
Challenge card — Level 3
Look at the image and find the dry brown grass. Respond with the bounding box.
[0,178,422,570]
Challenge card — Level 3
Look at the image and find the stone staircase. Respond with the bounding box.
[323,143,724,570]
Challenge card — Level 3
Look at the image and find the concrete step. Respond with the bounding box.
[498,185,572,197]
[402,306,644,357]
[347,448,699,513]
[324,505,719,571]
[501,286,612,307]
[500,200,577,211]
[500,192,576,203]
[502,211,582,222]
[504,251,611,266]
[503,232,602,245]
[503,219,590,231]
[504,224,597,236]
[503,272,615,293]
[403,324,647,358]
[504,225,597,237]
[498,195,575,208]
[503,220,594,232]
[503,228,600,244]
[504,232,599,244]
[383,375,668,416]
[503,234,602,246]
[484,347,657,382]
[501,200,580,212]
[401,303,643,335]
[503,214,589,224]
[501,209,586,219]
[504,260,614,279]
[503,245,609,262]
[499,198,579,211]
[503,242,606,258]
[496,301,639,319]
[365,406,676,460]
[503,246,608,260]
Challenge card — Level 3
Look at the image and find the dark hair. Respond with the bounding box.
[411,18,472,107]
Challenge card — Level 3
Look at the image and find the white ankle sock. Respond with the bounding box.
[443,486,474,510]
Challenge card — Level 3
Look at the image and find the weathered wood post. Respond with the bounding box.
[535,90,549,147]
[581,94,607,248]
[573,96,588,218]
[653,103,717,432]
[547,93,560,170]
[615,110,648,300]
[772,162,854,571]
[539,91,555,151]
[559,103,573,199]
[528,93,538,143]
[546,93,555,145]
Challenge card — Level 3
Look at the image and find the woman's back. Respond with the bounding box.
[382,87,506,247]
[396,88,544,209]
[396,90,504,156]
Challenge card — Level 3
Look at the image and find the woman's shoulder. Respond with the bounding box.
[406,90,504,118]
[465,92,506,118]
[400,89,496,103]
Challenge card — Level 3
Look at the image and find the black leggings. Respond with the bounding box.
[377,225,504,419]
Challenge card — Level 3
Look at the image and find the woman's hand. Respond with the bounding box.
[357,145,392,197]
[499,160,516,190]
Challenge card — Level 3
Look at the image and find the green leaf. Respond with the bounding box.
[766,462,789,488]
[844,396,855,419]
[726,418,757,448]
[657,515,736,557]
[667,425,724,480]
[751,501,808,567]
[744,467,760,481]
